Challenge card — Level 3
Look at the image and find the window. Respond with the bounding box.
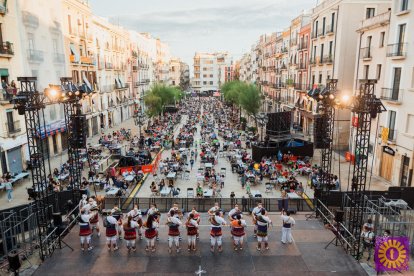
[363,65,369,79]
[209,81,213,85]
[401,0,409,12]
[210,74,213,78]
[376,64,382,80]
[407,114,414,134]
[203,81,207,85]
[322,17,326,34]
[312,75,315,85]
[366,8,375,19]
[318,73,322,84]
[329,41,333,56]
[379,32,385,47]
[388,110,396,140]
[203,67,207,71]
[194,73,200,78]
[331,13,335,31]
[203,74,207,78]
[398,24,406,45]
[27,33,35,50]
[315,21,318,36]
[320,44,324,59]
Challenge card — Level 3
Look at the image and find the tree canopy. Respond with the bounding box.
[221,80,261,118]
[144,83,184,117]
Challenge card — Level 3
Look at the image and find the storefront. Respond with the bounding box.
[380,146,395,182]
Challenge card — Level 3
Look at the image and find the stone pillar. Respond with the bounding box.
[88,119,93,137]
[56,132,62,154]
[48,136,54,156]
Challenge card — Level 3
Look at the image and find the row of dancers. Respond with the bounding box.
[78,198,296,253]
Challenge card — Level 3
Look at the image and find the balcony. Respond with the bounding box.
[132,65,138,71]
[0,42,14,57]
[5,121,21,136]
[80,56,95,65]
[322,55,333,64]
[294,83,308,91]
[53,53,65,63]
[299,62,307,70]
[298,42,308,50]
[281,47,288,53]
[326,25,334,35]
[359,11,390,31]
[360,47,372,60]
[310,58,317,65]
[0,89,15,103]
[0,0,7,15]
[281,64,287,70]
[105,62,113,70]
[27,49,44,63]
[387,43,407,59]
[22,11,39,28]
[311,32,318,40]
[318,28,325,38]
[380,88,403,104]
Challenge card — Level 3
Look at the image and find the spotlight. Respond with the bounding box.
[44,85,62,102]
[341,94,350,103]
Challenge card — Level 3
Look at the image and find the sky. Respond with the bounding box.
[89,0,317,67]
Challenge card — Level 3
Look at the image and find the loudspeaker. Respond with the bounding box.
[53,212,63,227]
[314,117,330,149]
[7,250,21,271]
[335,210,344,223]
[70,115,87,149]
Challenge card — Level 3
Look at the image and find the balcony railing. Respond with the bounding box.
[311,32,318,39]
[0,89,15,103]
[322,55,334,64]
[299,62,307,70]
[27,49,44,62]
[298,42,308,50]
[5,121,21,136]
[310,58,317,65]
[387,43,407,58]
[360,47,372,59]
[22,11,39,28]
[326,25,334,35]
[0,42,14,56]
[80,56,95,65]
[380,88,403,103]
[360,11,390,30]
[53,53,65,63]
[318,28,325,37]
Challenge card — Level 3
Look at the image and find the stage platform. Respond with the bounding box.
[33,213,367,275]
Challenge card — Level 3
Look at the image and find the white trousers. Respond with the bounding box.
[106,236,117,244]
[257,236,268,243]
[126,240,136,248]
[233,236,244,245]
[210,235,222,247]
[80,235,91,244]
[281,227,293,243]
[188,235,196,245]
[169,236,180,248]
[146,237,155,247]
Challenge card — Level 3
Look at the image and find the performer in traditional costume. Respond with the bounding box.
[88,197,100,237]
[105,211,119,251]
[256,208,272,251]
[127,204,143,240]
[123,215,139,252]
[143,214,158,252]
[167,210,182,253]
[228,204,242,222]
[111,205,123,239]
[281,209,295,244]
[230,214,246,251]
[252,202,264,238]
[208,202,221,216]
[79,208,93,251]
[189,207,201,240]
[147,203,161,241]
[186,213,199,251]
[209,211,227,253]
[78,194,88,211]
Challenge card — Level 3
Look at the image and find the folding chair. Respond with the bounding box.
[218,150,224,158]
[184,170,190,180]
[187,188,194,198]
[215,188,223,198]
[220,168,226,177]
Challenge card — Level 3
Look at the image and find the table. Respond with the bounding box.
[203,189,213,198]
[58,173,69,181]
[11,172,30,183]
[287,192,301,199]
[205,163,213,169]
[278,177,287,184]
[106,188,120,196]
[251,190,262,197]
[196,173,204,181]
[160,187,171,196]
[167,172,177,180]
[124,175,135,182]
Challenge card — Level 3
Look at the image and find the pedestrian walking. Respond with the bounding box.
[190,157,194,170]
[281,209,295,244]
[5,181,13,202]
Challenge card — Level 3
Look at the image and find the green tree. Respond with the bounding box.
[144,83,183,118]
[239,83,261,127]
[144,93,162,117]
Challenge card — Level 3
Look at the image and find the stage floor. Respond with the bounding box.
[33,213,367,275]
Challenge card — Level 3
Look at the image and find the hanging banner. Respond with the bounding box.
[381,127,389,144]
[375,236,409,272]
[352,116,359,127]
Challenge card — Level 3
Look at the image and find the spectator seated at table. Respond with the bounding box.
[114,177,127,190]
[150,181,159,195]
[168,179,174,188]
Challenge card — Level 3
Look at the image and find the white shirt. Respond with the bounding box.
[106,215,118,225]
[257,215,271,226]
[148,208,159,216]
[228,208,241,219]
[252,206,263,217]
[126,221,139,229]
[209,206,220,214]
[188,219,199,228]
[210,215,226,228]
[127,209,142,221]
[281,215,295,226]
[361,230,374,243]
[168,216,182,226]
[80,214,91,223]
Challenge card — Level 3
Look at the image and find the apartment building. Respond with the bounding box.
[374,0,413,186]
[192,52,233,94]
[0,0,27,174]
[179,62,190,91]
[169,58,182,87]
[260,33,278,113]
[155,39,171,84]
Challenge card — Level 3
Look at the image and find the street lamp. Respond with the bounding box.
[134,107,146,137]
[256,112,268,142]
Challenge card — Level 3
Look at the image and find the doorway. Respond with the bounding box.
[380,151,394,181]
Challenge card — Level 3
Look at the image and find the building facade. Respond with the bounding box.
[192,52,233,94]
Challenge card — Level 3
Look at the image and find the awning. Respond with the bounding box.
[69,44,80,62]
[37,119,67,139]
[213,92,220,97]
[0,68,9,77]
[82,72,92,91]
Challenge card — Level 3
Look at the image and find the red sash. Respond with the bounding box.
[186,222,198,236]
[145,228,157,239]
[124,226,137,240]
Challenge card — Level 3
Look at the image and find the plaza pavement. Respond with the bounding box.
[32,212,367,276]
